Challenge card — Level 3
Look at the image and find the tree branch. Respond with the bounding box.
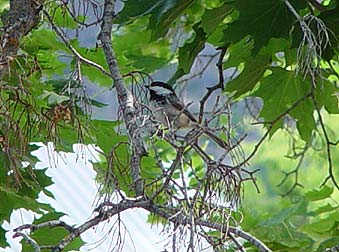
[14,199,272,252]
[311,92,339,190]
[98,0,146,196]
[306,0,328,12]
[13,232,41,252]
[198,47,227,123]
[43,10,112,79]
[0,0,43,79]
[146,203,272,252]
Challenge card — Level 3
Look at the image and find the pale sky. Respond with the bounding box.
[1,143,163,252]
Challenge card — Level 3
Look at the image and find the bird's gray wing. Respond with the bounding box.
[167,96,197,123]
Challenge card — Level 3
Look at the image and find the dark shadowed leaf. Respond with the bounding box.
[223,0,307,54]
[0,227,7,248]
[226,55,270,98]
[170,25,207,82]
[252,67,315,140]
[200,3,233,34]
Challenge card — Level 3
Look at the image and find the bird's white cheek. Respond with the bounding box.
[149,86,173,95]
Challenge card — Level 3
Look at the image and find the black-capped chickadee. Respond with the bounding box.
[146,81,228,149]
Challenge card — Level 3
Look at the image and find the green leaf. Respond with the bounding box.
[290,97,314,142]
[316,237,339,252]
[81,64,112,87]
[0,187,41,221]
[310,203,338,215]
[223,36,254,69]
[36,50,68,76]
[170,24,207,82]
[252,67,314,140]
[127,54,169,73]
[22,29,65,53]
[225,55,270,98]
[21,227,85,252]
[305,186,334,201]
[22,212,84,252]
[0,226,8,248]
[115,0,163,23]
[318,5,339,59]
[90,99,108,108]
[147,212,168,225]
[319,5,339,34]
[251,223,313,250]
[223,0,307,54]
[91,120,134,195]
[315,80,339,114]
[200,3,233,34]
[141,155,161,180]
[258,38,291,57]
[0,1,9,11]
[0,165,54,222]
[51,5,78,29]
[260,205,298,226]
[71,46,112,86]
[116,0,194,39]
[112,17,172,75]
[153,140,176,163]
[148,0,194,39]
[91,120,127,153]
[42,91,70,104]
[35,211,66,224]
[302,211,339,234]
[57,127,82,152]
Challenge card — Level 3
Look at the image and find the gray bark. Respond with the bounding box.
[0,0,43,80]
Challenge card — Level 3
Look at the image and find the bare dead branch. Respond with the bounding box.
[284,0,332,83]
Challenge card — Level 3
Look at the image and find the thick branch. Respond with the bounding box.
[98,0,146,196]
[0,0,43,80]
[15,199,271,252]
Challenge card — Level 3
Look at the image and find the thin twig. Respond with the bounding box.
[44,10,112,78]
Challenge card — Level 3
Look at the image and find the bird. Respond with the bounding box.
[146,81,229,149]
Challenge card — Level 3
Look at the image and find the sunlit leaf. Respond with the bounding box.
[305,186,334,201]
